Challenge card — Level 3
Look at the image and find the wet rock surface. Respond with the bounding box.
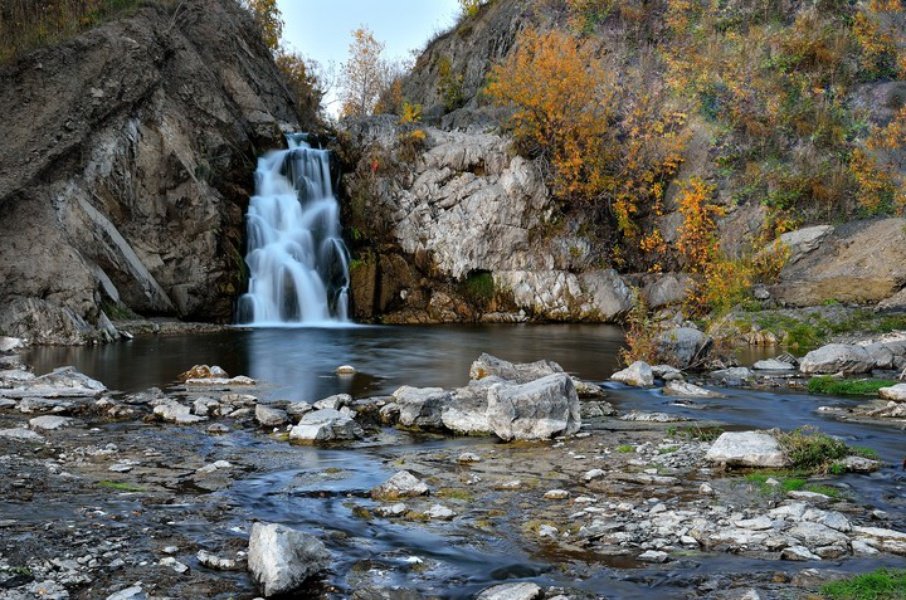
[1,350,905,599]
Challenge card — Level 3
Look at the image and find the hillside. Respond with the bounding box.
[339,0,906,328]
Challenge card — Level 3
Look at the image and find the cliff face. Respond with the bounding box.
[0,0,300,344]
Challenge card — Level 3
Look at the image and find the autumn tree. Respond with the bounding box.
[486,28,614,202]
[244,0,283,52]
[339,27,390,118]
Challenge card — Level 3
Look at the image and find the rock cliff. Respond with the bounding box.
[0,0,301,344]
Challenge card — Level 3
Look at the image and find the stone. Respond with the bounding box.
[0,336,24,352]
[179,365,229,381]
[313,394,352,410]
[153,400,207,425]
[286,401,313,417]
[879,383,906,401]
[651,364,684,381]
[580,400,616,418]
[160,556,189,574]
[442,379,495,434]
[374,503,408,517]
[836,455,881,473]
[185,375,256,387]
[289,409,363,442]
[458,452,481,463]
[656,327,712,368]
[788,491,831,502]
[544,489,570,500]
[852,526,906,555]
[486,373,580,441]
[28,415,74,431]
[611,361,654,387]
[371,471,429,499]
[582,468,606,483]
[788,522,850,548]
[425,504,455,520]
[197,550,239,571]
[780,545,820,561]
[643,273,692,309]
[336,365,356,376]
[476,582,542,600]
[710,367,754,384]
[392,386,451,429]
[664,381,721,398]
[638,550,669,563]
[255,404,289,427]
[0,366,106,399]
[248,522,330,597]
[753,359,796,371]
[771,219,906,306]
[706,431,789,468]
[193,396,220,416]
[538,524,559,538]
[800,344,875,375]
[0,428,45,442]
[106,586,148,600]
[735,516,773,531]
[469,353,564,383]
[494,269,633,322]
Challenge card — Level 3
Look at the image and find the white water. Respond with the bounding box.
[237,134,351,326]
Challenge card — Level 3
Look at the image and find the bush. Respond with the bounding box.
[807,377,899,397]
[821,568,906,600]
[777,427,850,472]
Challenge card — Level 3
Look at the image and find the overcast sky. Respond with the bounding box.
[278,0,461,113]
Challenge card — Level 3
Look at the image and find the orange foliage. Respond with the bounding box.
[676,177,723,274]
[486,28,614,202]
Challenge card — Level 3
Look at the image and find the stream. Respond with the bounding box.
[17,325,906,598]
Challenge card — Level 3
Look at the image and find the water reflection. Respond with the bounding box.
[26,324,626,402]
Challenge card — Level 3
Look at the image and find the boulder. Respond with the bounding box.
[313,394,352,411]
[753,359,796,371]
[289,409,362,442]
[153,400,207,425]
[664,381,722,398]
[0,366,106,399]
[0,337,24,352]
[28,416,74,431]
[651,364,684,381]
[486,373,580,441]
[879,383,906,401]
[710,367,754,385]
[0,428,45,442]
[255,405,289,427]
[799,344,875,375]
[247,522,330,597]
[469,353,563,383]
[706,431,789,468]
[788,522,850,548]
[392,386,450,429]
[371,470,429,499]
[643,273,692,309]
[611,361,654,387]
[179,365,229,381]
[656,327,712,368]
[441,380,494,434]
[476,582,542,600]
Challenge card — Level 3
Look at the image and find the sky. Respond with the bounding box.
[278,0,461,113]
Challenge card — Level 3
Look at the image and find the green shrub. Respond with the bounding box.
[460,271,495,304]
[777,427,850,472]
[807,377,899,397]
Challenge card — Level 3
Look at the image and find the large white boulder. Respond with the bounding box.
[247,522,330,597]
[800,344,875,375]
[706,431,789,468]
[879,383,906,401]
[289,409,362,442]
[486,373,580,441]
[611,361,654,387]
[392,386,450,429]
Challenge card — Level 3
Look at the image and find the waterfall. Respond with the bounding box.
[237,134,351,326]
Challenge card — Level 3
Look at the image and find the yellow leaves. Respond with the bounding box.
[486,28,614,202]
[399,102,422,125]
[676,177,723,275]
[245,0,283,52]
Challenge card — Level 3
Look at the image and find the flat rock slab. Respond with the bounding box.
[476,582,542,600]
[879,383,906,401]
[753,359,796,371]
[29,416,75,431]
[706,431,789,468]
[0,428,45,442]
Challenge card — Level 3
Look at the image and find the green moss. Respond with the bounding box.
[98,480,145,493]
[616,444,635,453]
[436,487,474,502]
[807,377,899,397]
[821,568,906,600]
[460,270,495,304]
[658,446,679,455]
[744,471,843,498]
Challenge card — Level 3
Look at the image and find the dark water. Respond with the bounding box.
[26,324,626,402]
[22,325,906,597]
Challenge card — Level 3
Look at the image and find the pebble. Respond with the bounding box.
[458,452,481,463]
[544,489,570,500]
[638,550,669,563]
[159,556,189,574]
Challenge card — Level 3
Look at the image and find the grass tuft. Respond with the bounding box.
[97,480,145,492]
[807,377,899,397]
[821,568,906,600]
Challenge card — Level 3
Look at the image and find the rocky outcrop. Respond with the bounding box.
[0,0,302,344]
[340,119,633,323]
[706,431,789,468]
[770,220,906,307]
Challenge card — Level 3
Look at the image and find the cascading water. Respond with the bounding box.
[237,134,351,326]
